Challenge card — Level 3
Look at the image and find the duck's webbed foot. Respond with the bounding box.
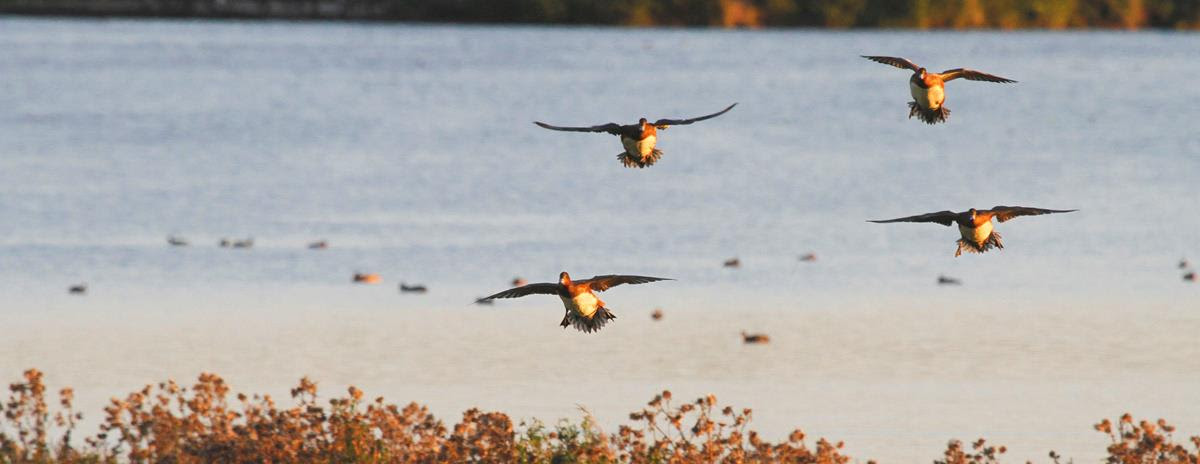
[908,102,950,124]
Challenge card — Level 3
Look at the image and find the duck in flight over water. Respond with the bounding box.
[869,206,1076,256]
[475,272,671,333]
[534,103,737,168]
[862,56,1015,124]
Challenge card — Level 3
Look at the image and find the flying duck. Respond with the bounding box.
[869,206,1076,256]
[862,56,1015,124]
[475,272,671,333]
[534,103,736,168]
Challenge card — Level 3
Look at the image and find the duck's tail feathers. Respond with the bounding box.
[562,307,616,333]
[617,149,662,169]
[908,102,950,124]
[955,231,1003,257]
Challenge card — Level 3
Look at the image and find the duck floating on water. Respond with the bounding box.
[741,331,769,344]
[534,103,736,168]
[68,283,87,295]
[353,273,381,284]
[475,272,671,333]
[399,283,428,294]
[862,56,1015,124]
[870,206,1076,256]
[937,275,962,285]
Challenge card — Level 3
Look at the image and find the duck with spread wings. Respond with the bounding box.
[476,272,671,333]
[870,206,1076,256]
[534,103,736,168]
[862,56,1015,124]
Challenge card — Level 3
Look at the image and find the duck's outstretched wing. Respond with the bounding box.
[983,206,1076,223]
[476,283,560,301]
[652,103,737,128]
[868,211,958,227]
[533,121,624,135]
[862,56,921,71]
[575,275,672,292]
[939,69,1017,83]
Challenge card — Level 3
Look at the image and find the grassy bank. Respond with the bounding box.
[1,369,1197,463]
[1,0,1199,29]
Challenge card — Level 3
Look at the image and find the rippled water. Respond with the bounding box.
[1,18,1198,462]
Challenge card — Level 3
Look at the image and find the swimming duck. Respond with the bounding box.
[798,253,817,262]
[68,283,87,295]
[862,56,1015,124]
[869,206,1076,256]
[534,103,736,168]
[353,273,381,284]
[937,275,962,285]
[475,272,671,333]
[399,283,428,294]
[651,308,664,321]
[1185,272,1196,283]
[167,235,189,246]
[308,240,328,249]
[723,258,741,268]
[741,331,769,344]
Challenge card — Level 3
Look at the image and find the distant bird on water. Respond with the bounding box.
[399,283,428,294]
[167,235,189,246]
[353,273,381,284]
[1179,258,1189,269]
[741,331,769,344]
[68,283,87,295]
[937,275,962,285]
[534,103,737,168]
[862,56,1015,124]
[869,206,1076,256]
[308,240,328,250]
[475,272,671,333]
[1185,272,1196,283]
[723,258,741,268]
[651,308,664,321]
[799,253,817,262]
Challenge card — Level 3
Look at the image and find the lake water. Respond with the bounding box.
[1,17,1198,462]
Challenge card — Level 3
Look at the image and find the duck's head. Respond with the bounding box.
[967,208,978,220]
[638,117,648,128]
[559,272,571,285]
[916,67,927,79]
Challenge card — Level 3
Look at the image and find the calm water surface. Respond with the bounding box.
[1,18,1198,462]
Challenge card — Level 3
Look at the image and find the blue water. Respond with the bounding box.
[1,18,1198,462]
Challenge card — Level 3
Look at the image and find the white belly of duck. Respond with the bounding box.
[622,135,656,158]
[959,220,994,245]
[561,292,600,318]
[910,81,945,110]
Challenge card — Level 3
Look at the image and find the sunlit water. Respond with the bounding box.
[1,18,1198,462]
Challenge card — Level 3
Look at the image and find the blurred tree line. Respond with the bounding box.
[2,0,1198,28]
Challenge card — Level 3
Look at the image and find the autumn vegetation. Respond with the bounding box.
[2,0,1199,29]
[2,369,1199,463]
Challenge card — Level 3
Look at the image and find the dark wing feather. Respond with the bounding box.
[939,68,1017,83]
[575,275,672,292]
[652,103,737,128]
[984,206,1076,223]
[862,56,921,71]
[534,121,624,135]
[868,211,959,227]
[476,282,560,301]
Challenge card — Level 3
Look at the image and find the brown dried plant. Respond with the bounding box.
[4,369,1200,463]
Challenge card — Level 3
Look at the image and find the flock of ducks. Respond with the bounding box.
[473,55,1083,337]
